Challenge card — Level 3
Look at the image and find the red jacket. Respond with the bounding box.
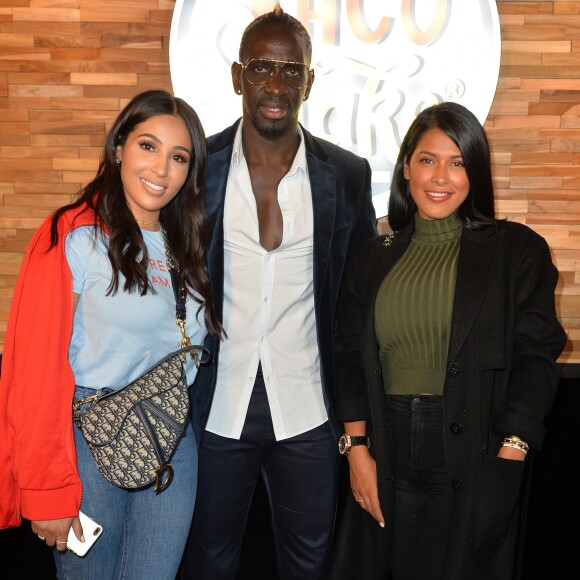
[0,204,98,528]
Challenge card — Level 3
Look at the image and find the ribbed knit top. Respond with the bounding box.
[375,212,463,395]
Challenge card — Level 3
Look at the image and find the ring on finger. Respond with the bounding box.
[55,539,68,546]
[356,499,364,503]
[37,534,46,541]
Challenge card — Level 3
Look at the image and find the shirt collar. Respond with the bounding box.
[232,121,308,177]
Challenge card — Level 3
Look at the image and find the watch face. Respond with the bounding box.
[338,435,350,455]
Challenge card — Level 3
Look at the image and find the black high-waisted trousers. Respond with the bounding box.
[387,394,449,580]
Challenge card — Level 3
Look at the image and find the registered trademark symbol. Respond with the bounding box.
[445,79,466,100]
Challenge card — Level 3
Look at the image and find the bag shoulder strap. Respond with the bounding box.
[160,225,191,352]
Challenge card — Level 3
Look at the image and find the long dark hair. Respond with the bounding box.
[50,89,223,338]
[388,101,496,232]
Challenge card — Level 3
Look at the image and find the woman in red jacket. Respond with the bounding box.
[0,89,222,578]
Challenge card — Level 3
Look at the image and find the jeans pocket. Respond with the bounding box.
[472,453,525,551]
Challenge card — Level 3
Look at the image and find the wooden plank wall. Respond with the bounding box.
[0,1,578,364]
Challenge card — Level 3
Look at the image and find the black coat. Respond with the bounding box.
[331,218,567,580]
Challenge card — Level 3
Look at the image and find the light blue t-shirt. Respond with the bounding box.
[66,226,208,389]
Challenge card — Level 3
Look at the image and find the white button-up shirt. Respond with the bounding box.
[205,123,328,441]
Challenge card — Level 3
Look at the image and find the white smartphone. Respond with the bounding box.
[67,510,103,557]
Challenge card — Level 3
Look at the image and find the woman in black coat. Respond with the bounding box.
[330,102,567,580]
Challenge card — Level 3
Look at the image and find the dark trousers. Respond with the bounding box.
[388,395,450,580]
[182,367,339,580]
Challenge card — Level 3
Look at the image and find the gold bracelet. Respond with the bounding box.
[502,436,529,455]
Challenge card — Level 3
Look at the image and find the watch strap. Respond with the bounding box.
[347,435,369,446]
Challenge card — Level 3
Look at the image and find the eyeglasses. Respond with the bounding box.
[239,59,311,89]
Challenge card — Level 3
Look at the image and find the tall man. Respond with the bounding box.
[183,4,377,579]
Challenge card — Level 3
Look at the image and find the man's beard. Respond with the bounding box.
[250,109,293,140]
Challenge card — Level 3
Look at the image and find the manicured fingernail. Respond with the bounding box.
[81,535,86,542]
[380,522,385,528]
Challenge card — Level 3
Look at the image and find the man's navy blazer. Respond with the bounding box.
[190,119,377,443]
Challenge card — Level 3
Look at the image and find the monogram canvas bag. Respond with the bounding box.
[72,345,210,493]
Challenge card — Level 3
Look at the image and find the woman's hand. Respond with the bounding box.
[497,446,526,461]
[347,446,385,527]
[31,516,83,552]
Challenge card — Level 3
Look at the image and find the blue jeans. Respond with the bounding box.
[54,387,198,580]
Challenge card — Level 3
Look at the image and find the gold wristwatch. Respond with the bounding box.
[338,434,370,456]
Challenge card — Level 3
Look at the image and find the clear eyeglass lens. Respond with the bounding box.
[243,59,309,88]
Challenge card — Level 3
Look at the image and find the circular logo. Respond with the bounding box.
[170,0,501,217]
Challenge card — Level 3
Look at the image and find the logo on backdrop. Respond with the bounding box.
[170,0,501,218]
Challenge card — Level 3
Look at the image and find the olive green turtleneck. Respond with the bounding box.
[375,212,463,395]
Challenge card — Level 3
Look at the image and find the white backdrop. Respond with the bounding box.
[170,0,501,218]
